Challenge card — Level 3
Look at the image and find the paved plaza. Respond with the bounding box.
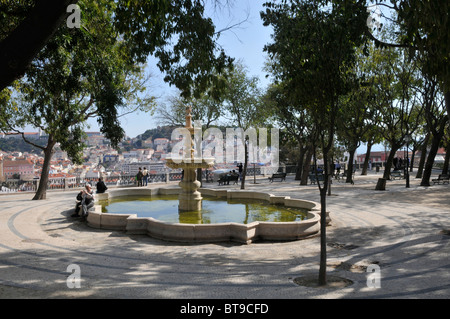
[0,172,449,299]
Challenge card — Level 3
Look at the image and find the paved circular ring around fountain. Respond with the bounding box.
[87,187,326,244]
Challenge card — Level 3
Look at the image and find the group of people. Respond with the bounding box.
[136,167,149,186]
[393,157,409,171]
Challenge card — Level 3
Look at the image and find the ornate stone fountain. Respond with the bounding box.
[87,106,323,243]
[165,106,215,211]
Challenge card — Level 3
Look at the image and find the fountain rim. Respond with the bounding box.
[87,187,323,244]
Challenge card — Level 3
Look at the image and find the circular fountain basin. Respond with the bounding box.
[100,195,310,224]
[87,187,322,244]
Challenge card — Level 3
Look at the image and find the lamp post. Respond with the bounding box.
[404,134,412,188]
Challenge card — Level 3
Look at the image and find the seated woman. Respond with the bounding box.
[72,184,95,220]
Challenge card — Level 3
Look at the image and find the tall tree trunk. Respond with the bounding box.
[33,136,56,200]
[295,146,306,180]
[445,90,450,125]
[379,145,400,183]
[442,146,450,175]
[300,147,313,185]
[416,133,430,179]
[361,141,373,175]
[421,120,446,186]
[409,145,416,172]
[240,137,248,190]
[346,147,356,183]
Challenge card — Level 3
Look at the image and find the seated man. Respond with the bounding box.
[72,184,95,220]
[96,178,108,194]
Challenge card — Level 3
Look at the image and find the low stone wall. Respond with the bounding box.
[87,187,324,244]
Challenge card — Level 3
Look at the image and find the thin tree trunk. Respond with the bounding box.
[445,90,450,125]
[361,141,373,175]
[346,147,356,183]
[295,146,306,181]
[409,145,416,172]
[33,137,56,200]
[379,145,399,183]
[442,146,450,175]
[416,133,430,179]
[240,138,248,190]
[421,121,446,186]
[300,147,313,185]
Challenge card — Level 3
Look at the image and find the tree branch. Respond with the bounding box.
[0,0,79,91]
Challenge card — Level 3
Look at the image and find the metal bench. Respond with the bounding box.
[268,173,286,182]
[390,170,404,180]
[218,174,239,185]
[432,174,449,185]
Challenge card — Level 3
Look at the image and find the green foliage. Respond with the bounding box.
[222,61,263,129]
[262,0,369,161]
[395,0,450,91]
[112,0,233,98]
[0,0,35,41]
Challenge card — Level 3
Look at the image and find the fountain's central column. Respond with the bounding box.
[165,105,215,212]
[178,164,202,211]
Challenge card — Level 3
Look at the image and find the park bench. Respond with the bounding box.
[268,173,287,182]
[390,170,403,180]
[309,173,324,184]
[432,174,449,185]
[218,174,239,186]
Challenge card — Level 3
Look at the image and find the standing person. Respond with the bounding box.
[142,167,148,186]
[136,167,143,186]
[237,163,243,181]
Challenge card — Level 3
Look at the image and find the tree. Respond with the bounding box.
[1,0,234,96]
[1,0,235,199]
[262,83,316,184]
[156,92,222,129]
[1,2,152,199]
[366,1,450,124]
[222,61,264,189]
[336,49,379,184]
[419,75,448,186]
[370,43,424,185]
[0,0,79,91]
[262,0,368,286]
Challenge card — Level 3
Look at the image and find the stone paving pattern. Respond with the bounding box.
[0,172,448,299]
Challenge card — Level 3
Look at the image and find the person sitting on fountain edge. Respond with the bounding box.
[72,184,95,220]
[96,177,108,194]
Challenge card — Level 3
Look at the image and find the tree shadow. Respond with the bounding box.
[1,202,448,300]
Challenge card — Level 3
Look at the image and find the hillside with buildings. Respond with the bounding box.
[0,127,179,189]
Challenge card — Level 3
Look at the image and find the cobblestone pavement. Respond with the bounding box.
[0,172,449,299]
